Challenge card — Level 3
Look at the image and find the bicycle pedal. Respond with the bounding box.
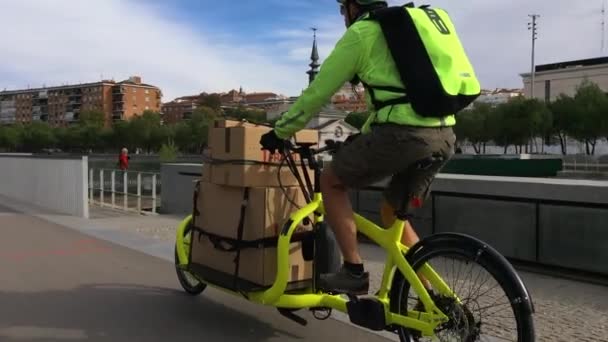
[346,297,386,331]
[277,308,308,326]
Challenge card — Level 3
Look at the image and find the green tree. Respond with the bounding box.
[0,125,23,151]
[197,93,222,112]
[224,105,267,124]
[454,103,495,154]
[570,80,608,155]
[173,122,194,153]
[78,110,105,128]
[525,98,552,153]
[489,97,549,154]
[99,127,115,152]
[173,108,217,153]
[21,121,56,152]
[110,121,133,151]
[128,110,164,153]
[549,94,578,155]
[159,139,179,162]
[54,127,81,152]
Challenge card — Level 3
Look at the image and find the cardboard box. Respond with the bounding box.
[213,119,266,129]
[208,122,318,163]
[190,182,313,288]
[208,163,312,188]
[201,163,211,182]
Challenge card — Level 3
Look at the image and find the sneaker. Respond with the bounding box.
[318,266,370,295]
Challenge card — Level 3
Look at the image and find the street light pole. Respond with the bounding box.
[528,14,540,99]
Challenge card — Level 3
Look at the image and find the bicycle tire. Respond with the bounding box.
[390,233,535,342]
[174,222,207,296]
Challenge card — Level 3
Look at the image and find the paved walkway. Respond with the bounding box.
[83,206,608,342]
[0,202,389,342]
[2,198,607,342]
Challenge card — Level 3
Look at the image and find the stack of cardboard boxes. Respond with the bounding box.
[189,120,319,291]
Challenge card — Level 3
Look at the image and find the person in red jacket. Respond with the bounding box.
[118,148,130,171]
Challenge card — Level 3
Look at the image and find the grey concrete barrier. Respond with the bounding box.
[160,163,203,215]
[0,154,89,218]
[354,174,608,276]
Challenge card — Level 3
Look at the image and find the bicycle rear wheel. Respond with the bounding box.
[390,234,535,342]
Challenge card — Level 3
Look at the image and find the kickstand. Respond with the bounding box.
[277,308,308,326]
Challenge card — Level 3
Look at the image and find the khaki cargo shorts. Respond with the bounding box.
[330,123,456,211]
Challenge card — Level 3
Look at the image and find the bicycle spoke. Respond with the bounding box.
[465,269,493,306]
[474,281,502,302]
[458,260,475,301]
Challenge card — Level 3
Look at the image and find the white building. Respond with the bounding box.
[313,119,359,161]
[520,57,608,102]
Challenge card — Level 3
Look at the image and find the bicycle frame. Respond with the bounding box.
[175,142,458,336]
[176,191,457,336]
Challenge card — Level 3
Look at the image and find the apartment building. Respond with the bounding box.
[161,95,199,124]
[0,76,162,126]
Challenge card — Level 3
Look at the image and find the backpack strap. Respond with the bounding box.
[358,5,415,113]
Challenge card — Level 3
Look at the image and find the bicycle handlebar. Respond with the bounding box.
[284,139,342,156]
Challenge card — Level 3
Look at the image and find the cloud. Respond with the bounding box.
[0,0,306,100]
[1,0,604,102]
[275,0,604,90]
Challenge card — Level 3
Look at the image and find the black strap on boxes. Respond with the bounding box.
[232,187,250,291]
[195,227,313,252]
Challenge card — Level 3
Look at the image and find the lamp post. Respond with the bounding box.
[528,14,540,99]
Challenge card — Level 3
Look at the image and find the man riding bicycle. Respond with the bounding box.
[261,0,475,295]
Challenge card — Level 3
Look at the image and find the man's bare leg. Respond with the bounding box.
[380,199,432,289]
[320,166,361,264]
[317,166,369,294]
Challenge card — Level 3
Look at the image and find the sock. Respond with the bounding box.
[344,261,364,276]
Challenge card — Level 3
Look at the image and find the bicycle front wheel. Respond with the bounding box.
[390,234,535,342]
[174,221,206,296]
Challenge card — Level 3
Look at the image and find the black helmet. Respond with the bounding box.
[336,0,387,4]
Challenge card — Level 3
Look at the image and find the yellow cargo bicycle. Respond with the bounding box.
[174,139,535,341]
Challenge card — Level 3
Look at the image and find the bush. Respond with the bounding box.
[159,139,179,162]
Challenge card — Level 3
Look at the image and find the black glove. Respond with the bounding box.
[260,130,286,154]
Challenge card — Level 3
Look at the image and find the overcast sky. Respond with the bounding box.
[0,0,604,100]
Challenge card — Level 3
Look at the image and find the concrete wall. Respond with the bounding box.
[354,174,608,276]
[0,155,89,218]
[160,163,203,215]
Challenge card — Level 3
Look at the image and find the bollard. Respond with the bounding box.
[124,171,128,211]
[111,170,116,208]
[137,173,142,213]
[152,174,157,214]
[100,169,104,207]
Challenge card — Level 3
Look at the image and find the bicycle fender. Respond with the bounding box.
[405,232,535,315]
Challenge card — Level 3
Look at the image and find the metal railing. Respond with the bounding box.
[88,168,161,214]
[562,161,608,173]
